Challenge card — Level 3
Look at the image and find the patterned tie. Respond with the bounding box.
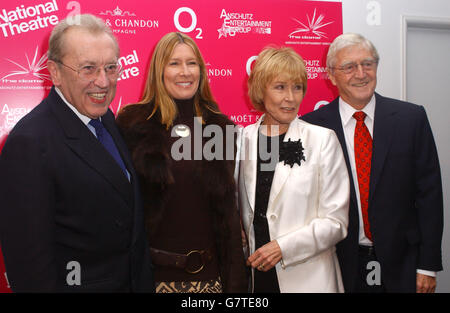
[89,118,128,178]
[353,111,372,241]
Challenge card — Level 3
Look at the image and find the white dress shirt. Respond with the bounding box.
[338,95,435,277]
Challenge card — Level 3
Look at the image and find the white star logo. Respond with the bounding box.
[1,46,50,81]
[289,9,333,39]
[217,22,230,39]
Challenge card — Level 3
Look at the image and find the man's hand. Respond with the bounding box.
[416,273,436,293]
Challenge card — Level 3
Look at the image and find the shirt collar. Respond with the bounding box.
[54,87,95,125]
[339,94,376,127]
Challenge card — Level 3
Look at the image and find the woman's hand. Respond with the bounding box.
[241,229,248,248]
[247,240,282,272]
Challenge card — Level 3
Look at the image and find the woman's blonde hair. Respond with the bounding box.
[248,46,307,112]
[138,32,218,128]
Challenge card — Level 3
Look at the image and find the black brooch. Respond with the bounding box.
[279,138,306,168]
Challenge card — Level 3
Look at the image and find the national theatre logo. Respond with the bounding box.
[0,0,59,38]
[99,5,159,35]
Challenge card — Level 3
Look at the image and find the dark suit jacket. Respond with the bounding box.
[301,93,443,292]
[0,87,154,292]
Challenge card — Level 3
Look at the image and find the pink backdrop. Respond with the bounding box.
[0,0,342,292]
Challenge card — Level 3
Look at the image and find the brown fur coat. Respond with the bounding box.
[116,101,248,292]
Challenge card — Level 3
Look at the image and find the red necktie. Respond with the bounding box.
[353,111,372,241]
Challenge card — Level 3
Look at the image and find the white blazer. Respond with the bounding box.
[239,116,350,293]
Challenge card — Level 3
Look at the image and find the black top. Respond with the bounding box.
[253,129,285,293]
[151,98,220,282]
[116,96,249,292]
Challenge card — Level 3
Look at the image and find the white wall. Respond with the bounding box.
[341,0,450,98]
[314,0,450,97]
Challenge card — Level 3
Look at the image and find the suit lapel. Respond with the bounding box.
[49,88,133,205]
[317,99,358,210]
[266,119,298,212]
[243,118,261,213]
[102,110,142,245]
[369,93,398,203]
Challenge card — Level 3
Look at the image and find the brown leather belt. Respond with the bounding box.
[149,247,214,274]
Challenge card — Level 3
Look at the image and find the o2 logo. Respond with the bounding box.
[174,7,203,39]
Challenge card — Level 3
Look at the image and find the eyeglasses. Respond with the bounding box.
[56,61,123,81]
[331,60,378,74]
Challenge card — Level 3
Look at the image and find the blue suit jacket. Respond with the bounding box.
[0,87,154,292]
[301,93,443,292]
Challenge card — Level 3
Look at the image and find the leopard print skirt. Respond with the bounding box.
[155,278,222,293]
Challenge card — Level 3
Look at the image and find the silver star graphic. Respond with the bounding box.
[289,9,333,39]
[1,46,50,81]
[217,22,229,39]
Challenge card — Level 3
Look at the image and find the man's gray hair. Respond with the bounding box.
[327,33,379,70]
[47,14,119,62]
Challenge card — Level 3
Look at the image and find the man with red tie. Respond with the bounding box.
[302,33,443,293]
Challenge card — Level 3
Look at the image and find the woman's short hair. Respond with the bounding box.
[248,46,307,112]
[48,14,119,62]
[327,33,379,70]
[139,32,218,127]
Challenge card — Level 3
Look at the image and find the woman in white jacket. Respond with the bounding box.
[239,47,350,292]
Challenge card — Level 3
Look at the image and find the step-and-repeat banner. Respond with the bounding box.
[0,0,342,292]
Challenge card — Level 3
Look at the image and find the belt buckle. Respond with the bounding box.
[185,250,205,274]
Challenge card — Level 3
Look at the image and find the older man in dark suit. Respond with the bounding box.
[302,33,443,293]
[0,14,154,292]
